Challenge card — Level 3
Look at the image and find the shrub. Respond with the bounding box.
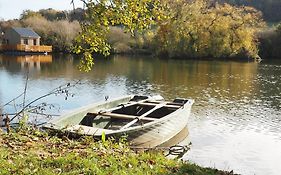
[22,16,81,52]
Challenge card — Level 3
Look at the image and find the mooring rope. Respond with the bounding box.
[130,144,190,159]
[166,145,190,156]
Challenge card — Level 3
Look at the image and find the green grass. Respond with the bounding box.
[0,128,237,175]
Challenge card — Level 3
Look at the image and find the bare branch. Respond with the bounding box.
[10,80,82,122]
[22,68,29,117]
[0,92,24,108]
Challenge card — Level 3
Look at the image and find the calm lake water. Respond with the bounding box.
[0,54,281,175]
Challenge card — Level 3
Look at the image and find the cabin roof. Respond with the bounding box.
[12,27,40,38]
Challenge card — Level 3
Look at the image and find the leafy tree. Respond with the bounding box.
[153,0,265,59]
[20,10,43,20]
[72,0,166,71]
[69,8,86,21]
[21,9,69,21]
[38,8,67,21]
[0,19,22,31]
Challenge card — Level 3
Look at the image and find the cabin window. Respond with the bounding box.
[23,39,28,45]
[33,39,37,45]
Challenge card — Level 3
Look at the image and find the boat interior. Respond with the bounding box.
[79,98,189,130]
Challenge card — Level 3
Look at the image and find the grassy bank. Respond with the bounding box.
[0,128,236,175]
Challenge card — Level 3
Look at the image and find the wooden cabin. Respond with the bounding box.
[0,27,52,54]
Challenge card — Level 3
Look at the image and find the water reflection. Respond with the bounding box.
[0,54,53,75]
[0,54,281,174]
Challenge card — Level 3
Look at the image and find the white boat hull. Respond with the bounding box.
[44,95,194,148]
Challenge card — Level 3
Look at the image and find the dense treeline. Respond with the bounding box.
[216,0,281,22]
[153,0,264,59]
[20,8,85,22]
[0,1,280,60]
[72,0,266,70]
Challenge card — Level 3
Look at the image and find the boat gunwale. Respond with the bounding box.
[44,96,194,137]
[44,95,133,128]
[70,99,194,136]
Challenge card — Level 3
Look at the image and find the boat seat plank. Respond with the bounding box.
[98,98,151,114]
[120,102,168,130]
[137,102,182,108]
[145,100,186,105]
[87,112,157,121]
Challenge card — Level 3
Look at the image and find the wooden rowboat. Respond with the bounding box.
[43,95,194,148]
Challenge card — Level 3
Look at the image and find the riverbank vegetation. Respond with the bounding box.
[153,0,264,59]
[71,0,267,70]
[0,0,280,68]
[0,127,237,175]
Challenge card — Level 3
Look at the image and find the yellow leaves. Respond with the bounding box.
[74,0,164,71]
[154,0,264,59]
[78,52,94,72]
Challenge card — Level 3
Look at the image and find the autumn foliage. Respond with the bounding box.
[0,0,269,71]
[154,0,265,59]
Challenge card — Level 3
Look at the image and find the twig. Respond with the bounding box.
[80,0,89,7]
[0,113,18,116]
[0,92,24,108]
[71,0,76,10]
[10,80,82,122]
[13,100,18,118]
[22,68,29,117]
[35,122,48,127]
[27,111,59,117]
